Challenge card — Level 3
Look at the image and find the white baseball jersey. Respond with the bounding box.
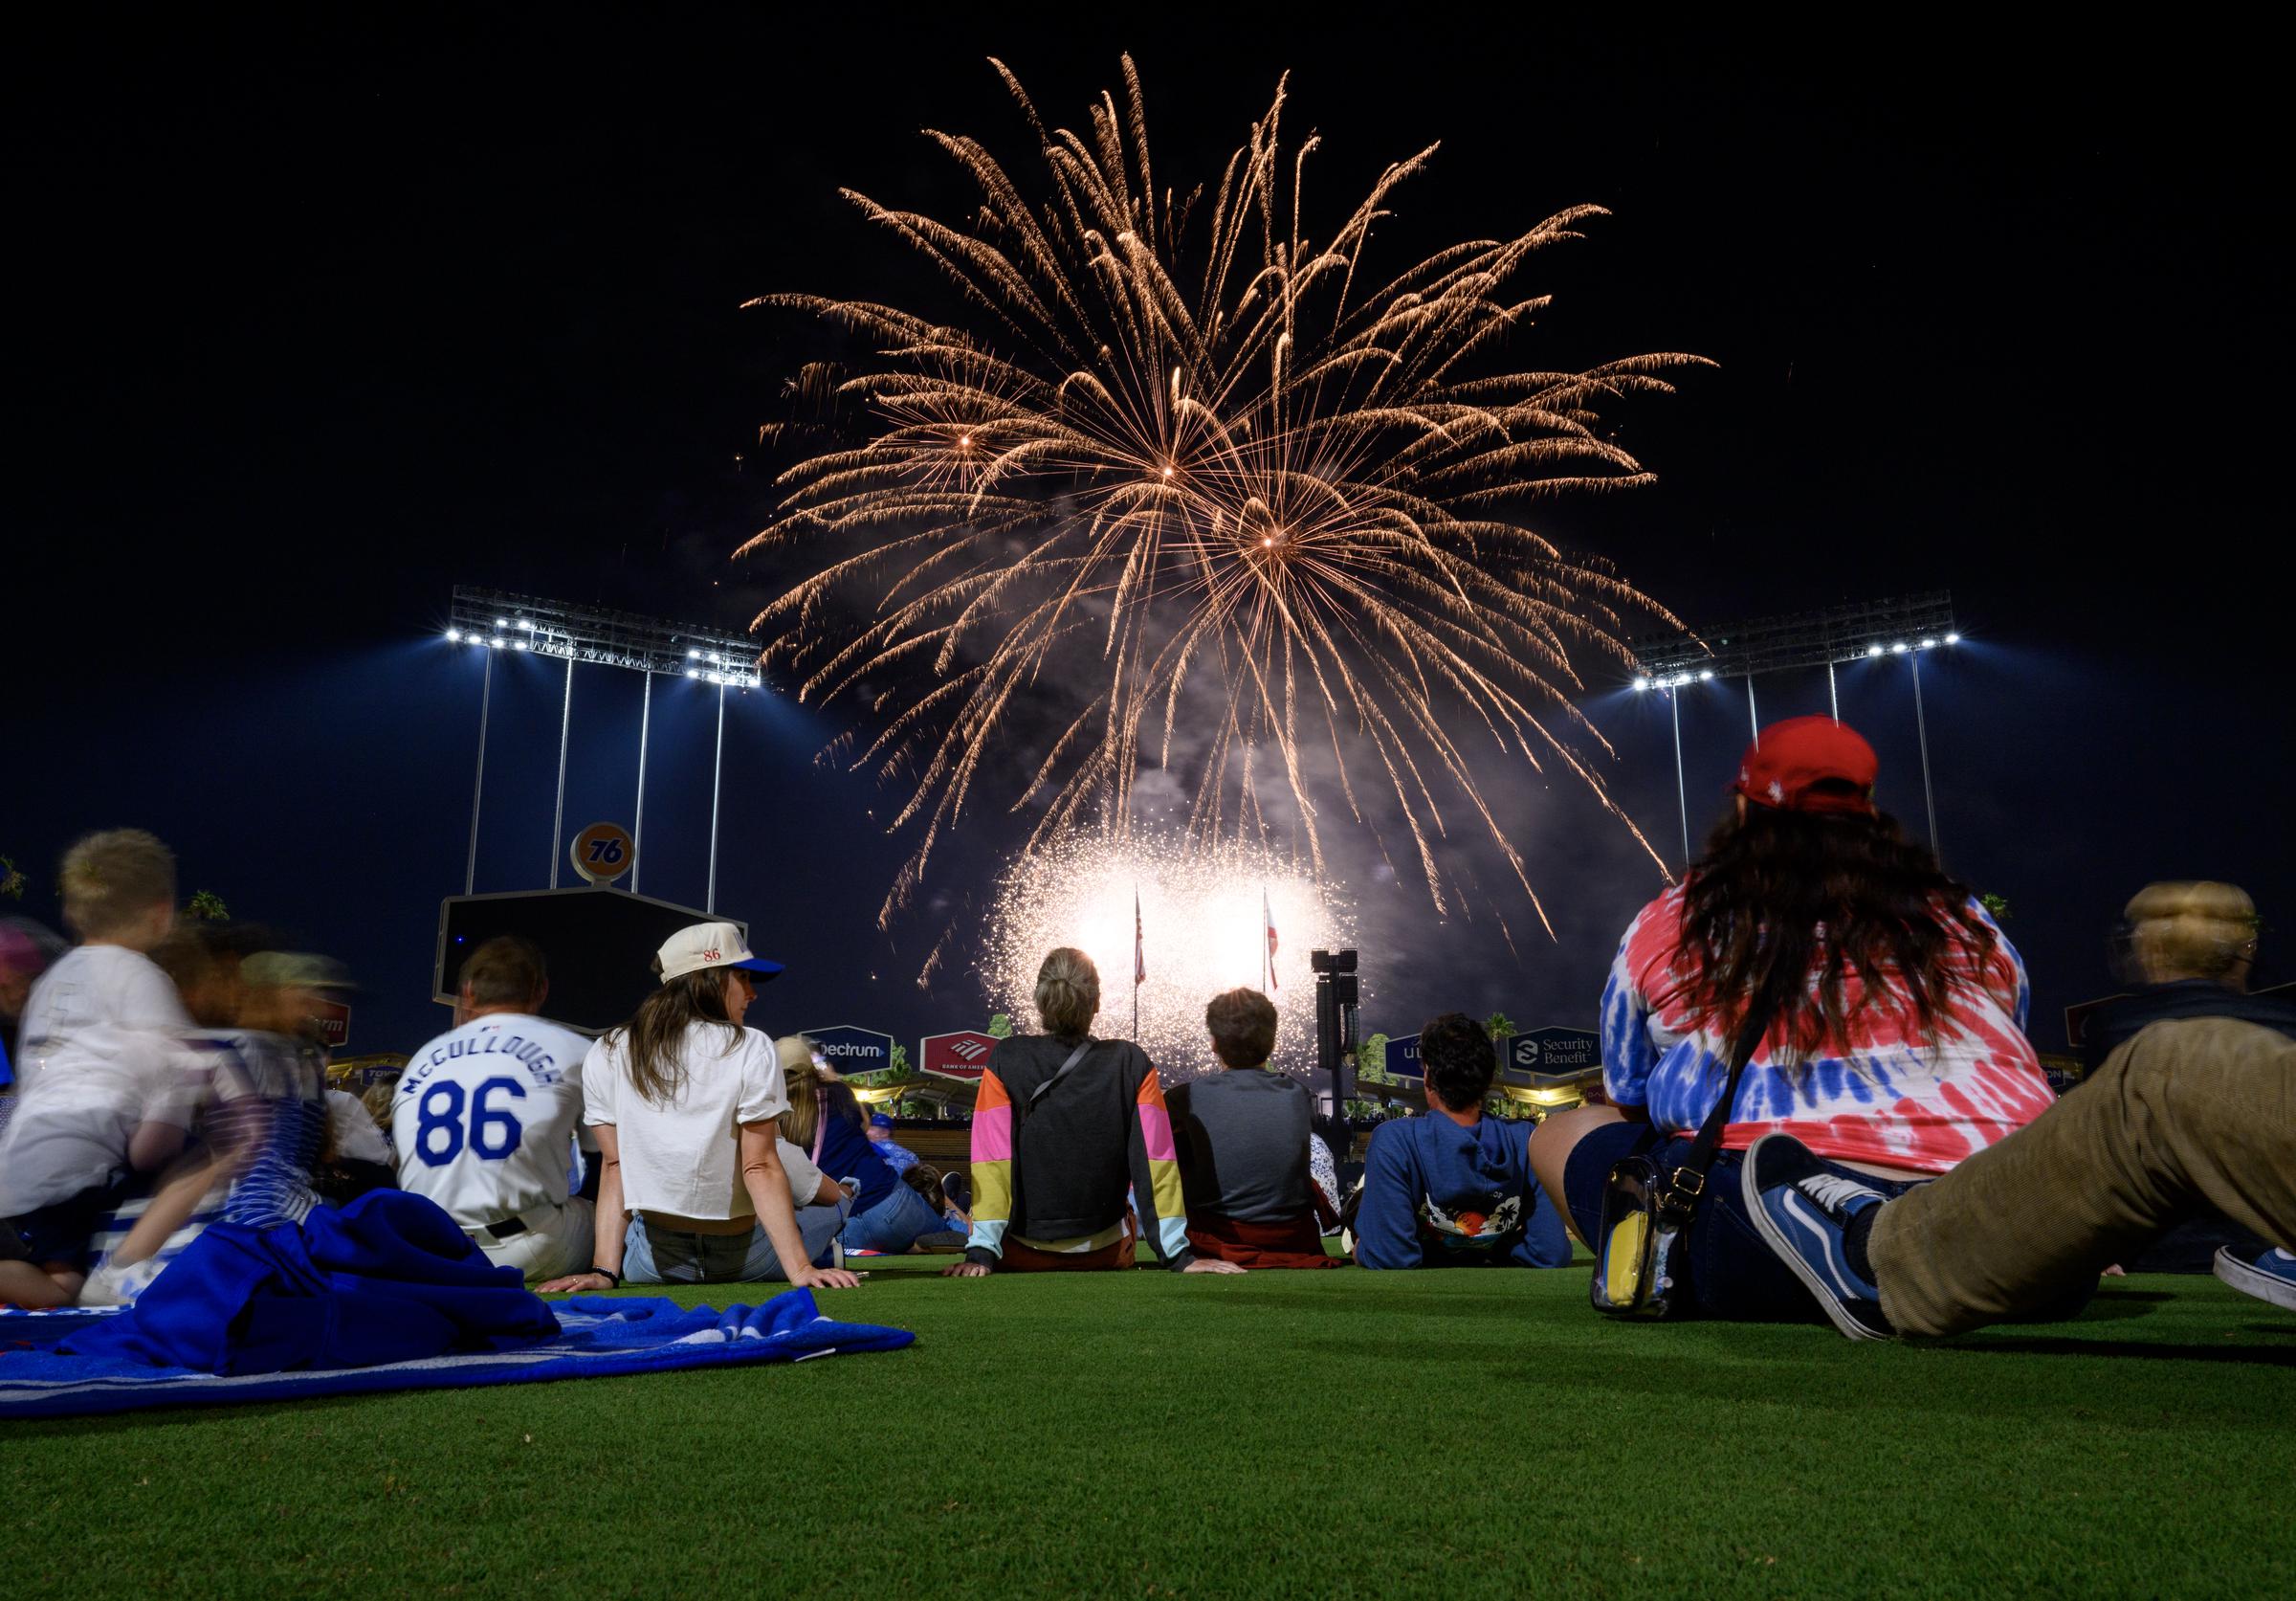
[392,1012,589,1228]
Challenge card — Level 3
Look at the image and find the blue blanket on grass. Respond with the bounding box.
[0,1190,913,1419]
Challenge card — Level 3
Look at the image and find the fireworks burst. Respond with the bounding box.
[982,835,1354,1078]
[743,57,1707,934]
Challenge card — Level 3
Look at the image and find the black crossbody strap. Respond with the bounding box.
[1661,988,1780,1221]
[1026,1037,1096,1113]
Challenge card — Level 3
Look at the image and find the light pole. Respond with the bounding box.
[632,671,652,894]
[463,644,494,896]
[707,680,727,915]
[548,654,574,888]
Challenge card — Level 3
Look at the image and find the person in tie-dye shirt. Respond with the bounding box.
[1530,716,2055,1322]
[944,948,1244,1278]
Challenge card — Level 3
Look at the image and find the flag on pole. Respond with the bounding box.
[1134,889,1146,987]
[1264,888,1279,992]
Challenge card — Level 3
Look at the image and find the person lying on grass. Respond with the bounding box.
[1528,716,2055,1323]
[1352,1012,1570,1269]
[1167,988,1340,1268]
[1745,1014,2296,1337]
[540,923,858,1294]
[945,947,1242,1278]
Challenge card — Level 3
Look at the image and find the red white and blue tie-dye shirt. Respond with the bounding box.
[1599,886,2054,1173]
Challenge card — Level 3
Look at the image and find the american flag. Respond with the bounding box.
[1134,888,1146,986]
[1264,888,1279,991]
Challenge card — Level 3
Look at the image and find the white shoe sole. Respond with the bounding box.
[2213,1246,2296,1311]
[1740,1139,1890,1342]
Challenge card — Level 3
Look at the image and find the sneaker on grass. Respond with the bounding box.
[1742,1133,1893,1341]
[2213,1245,2296,1311]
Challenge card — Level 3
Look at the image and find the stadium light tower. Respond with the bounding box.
[444,587,764,902]
[1630,591,1958,865]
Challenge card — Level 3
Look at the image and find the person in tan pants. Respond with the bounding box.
[1743,1015,2295,1339]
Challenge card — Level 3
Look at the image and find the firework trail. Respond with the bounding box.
[743,57,1709,934]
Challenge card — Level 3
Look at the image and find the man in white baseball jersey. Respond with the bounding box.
[393,936,593,1281]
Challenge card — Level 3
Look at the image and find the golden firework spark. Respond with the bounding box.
[742,57,1708,933]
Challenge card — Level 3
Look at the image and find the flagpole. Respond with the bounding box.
[1133,885,1141,1042]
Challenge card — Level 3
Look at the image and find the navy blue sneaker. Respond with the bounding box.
[2214,1245,2296,1311]
[1743,1133,1893,1340]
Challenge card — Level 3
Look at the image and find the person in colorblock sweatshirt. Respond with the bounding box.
[946,948,1243,1278]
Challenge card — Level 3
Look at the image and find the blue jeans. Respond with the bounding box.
[837,1180,947,1255]
[1561,1122,1929,1322]
[622,1196,850,1285]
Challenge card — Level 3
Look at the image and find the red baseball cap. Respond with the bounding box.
[1732,717,1878,814]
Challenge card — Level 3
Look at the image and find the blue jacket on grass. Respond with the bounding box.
[1354,1114,1570,1269]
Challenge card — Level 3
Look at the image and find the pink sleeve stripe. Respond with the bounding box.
[971,1103,1013,1163]
[1136,1101,1177,1163]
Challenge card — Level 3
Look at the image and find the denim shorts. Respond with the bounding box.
[837,1181,946,1255]
[1561,1121,1929,1322]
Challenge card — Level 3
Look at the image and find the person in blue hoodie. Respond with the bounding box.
[1353,1012,1571,1269]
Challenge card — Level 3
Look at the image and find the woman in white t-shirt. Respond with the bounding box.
[537,923,861,1295]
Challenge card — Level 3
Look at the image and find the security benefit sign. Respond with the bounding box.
[806,1024,894,1078]
[920,1029,998,1081]
[1504,1027,1600,1083]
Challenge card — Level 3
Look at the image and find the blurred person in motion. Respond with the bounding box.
[0,834,202,1306]
[947,947,1239,1278]
[539,923,859,1294]
[2070,881,2295,1275]
[2077,882,2293,1070]
[1167,988,1340,1268]
[1531,716,2054,1321]
[11,830,188,1090]
[390,937,594,1282]
[775,1037,952,1256]
[1354,1012,1571,1269]
[866,1110,920,1173]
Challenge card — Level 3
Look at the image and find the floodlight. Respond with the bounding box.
[494,618,507,629]
[517,619,535,631]
[1698,669,1714,680]
[446,628,461,643]
[685,668,698,678]
[488,637,504,650]
[687,648,698,658]
[1633,677,1650,692]
[1890,642,1909,654]
[514,639,530,651]
[1866,644,1884,657]
[1945,632,1960,645]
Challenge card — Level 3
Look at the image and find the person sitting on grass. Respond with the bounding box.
[1529,716,2056,1322]
[0,833,202,1307]
[538,923,859,1295]
[1354,1012,1570,1269]
[1166,988,1339,1268]
[946,947,1241,1278]
[866,1111,920,1173]
[773,1036,947,1253]
[1744,1014,2296,1337]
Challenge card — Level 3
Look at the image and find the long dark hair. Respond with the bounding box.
[1674,800,1997,1053]
[612,969,739,1105]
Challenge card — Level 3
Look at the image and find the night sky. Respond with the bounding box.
[11,11,2285,1061]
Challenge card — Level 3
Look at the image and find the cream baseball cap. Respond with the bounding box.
[657,922,784,984]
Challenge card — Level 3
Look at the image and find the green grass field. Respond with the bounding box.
[7,1256,2291,1598]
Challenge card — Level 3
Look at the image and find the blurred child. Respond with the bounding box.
[0,841,210,1307]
